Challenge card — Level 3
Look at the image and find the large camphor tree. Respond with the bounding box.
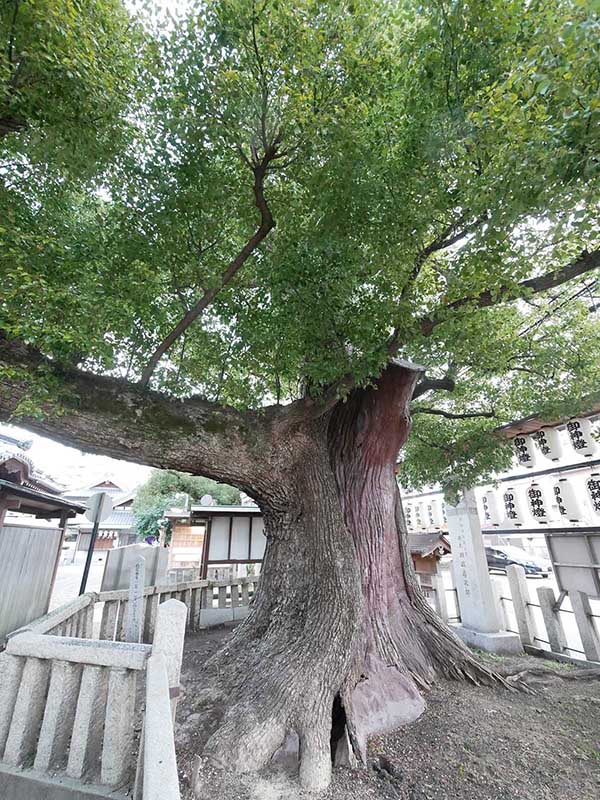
[1,0,600,789]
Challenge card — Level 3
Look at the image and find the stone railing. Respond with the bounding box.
[0,598,187,800]
[0,576,257,797]
[9,592,97,639]
[500,564,600,664]
[142,653,180,800]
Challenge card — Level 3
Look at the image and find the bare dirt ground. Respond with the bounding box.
[176,625,600,800]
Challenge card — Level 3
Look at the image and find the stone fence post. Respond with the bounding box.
[152,599,187,720]
[125,557,146,644]
[446,489,522,654]
[570,590,600,662]
[506,564,535,646]
[537,586,567,654]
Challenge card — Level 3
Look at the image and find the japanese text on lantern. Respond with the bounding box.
[567,420,587,451]
[532,430,550,456]
[514,436,532,464]
[587,477,600,513]
[503,491,517,520]
[527,486,546,519]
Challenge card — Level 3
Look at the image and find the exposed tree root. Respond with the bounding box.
[501,667,600,686]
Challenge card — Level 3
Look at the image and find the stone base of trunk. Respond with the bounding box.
[450,624,523,655]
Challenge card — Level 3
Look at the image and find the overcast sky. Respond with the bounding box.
[0,422,152,492]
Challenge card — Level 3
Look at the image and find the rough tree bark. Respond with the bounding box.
[188,362,505,792]
[0,335,504,792]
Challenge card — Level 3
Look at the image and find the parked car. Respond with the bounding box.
[485,545,550,577]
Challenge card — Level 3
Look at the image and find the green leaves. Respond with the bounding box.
[2,0,600,490]
[132,469,241,537]
[0,0,142,171]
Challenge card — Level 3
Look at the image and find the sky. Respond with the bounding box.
[0,422,152,493]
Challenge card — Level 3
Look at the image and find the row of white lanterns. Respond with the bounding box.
[406,472,600,532]
[514,418,598,467]
[405,498,447,531]
[483,473,600,528]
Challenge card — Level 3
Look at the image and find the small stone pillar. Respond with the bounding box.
[152,599,187,720]
[446,489,522,654]
[124,557,145,643]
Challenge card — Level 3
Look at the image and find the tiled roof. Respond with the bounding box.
[77,508,136,531]
[408,532,451,557]
[0,444,63,494]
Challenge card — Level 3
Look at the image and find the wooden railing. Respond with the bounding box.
[97,576,260,644]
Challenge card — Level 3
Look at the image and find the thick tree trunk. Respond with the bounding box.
[0,335,504,790]
[190,363,504,793]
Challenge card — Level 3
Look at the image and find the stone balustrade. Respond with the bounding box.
[0,630,152,795]
[7,592,96,640]
[0,575,258,798]
[0,599,188,800]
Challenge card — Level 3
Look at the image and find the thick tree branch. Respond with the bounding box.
[139,149,277,387]
[418,247,600,337]
[0,331,271,489]
[411,406,496,420]
[411,374,456,400]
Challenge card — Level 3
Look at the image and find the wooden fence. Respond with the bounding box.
[0,524,65,644]
[97,576,260,644]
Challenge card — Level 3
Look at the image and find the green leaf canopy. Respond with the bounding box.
[1,0,600,492]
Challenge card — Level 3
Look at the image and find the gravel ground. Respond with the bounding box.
[176,625,600,800]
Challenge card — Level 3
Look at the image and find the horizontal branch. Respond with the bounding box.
[139,147,277,387]
[411,406,495,420]
[0,115,26,138]
[411,374,456,400]
[0,331,269,488]
[418,247,600,337]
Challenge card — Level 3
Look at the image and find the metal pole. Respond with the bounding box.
[79,492,105,595]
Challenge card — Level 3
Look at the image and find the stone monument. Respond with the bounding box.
[446,489,522,654]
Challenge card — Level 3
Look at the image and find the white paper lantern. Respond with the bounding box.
[566,418,597,458]
[513,435,536,468]
[425,498,444,528]
[585,473,600,516]
[525,482,551,525]
[413,501,426,530]
[502,486,526,527]
[531,427,563,462]
[553,477,583,523]
[481,490,503,527]
[404,502,415,531]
